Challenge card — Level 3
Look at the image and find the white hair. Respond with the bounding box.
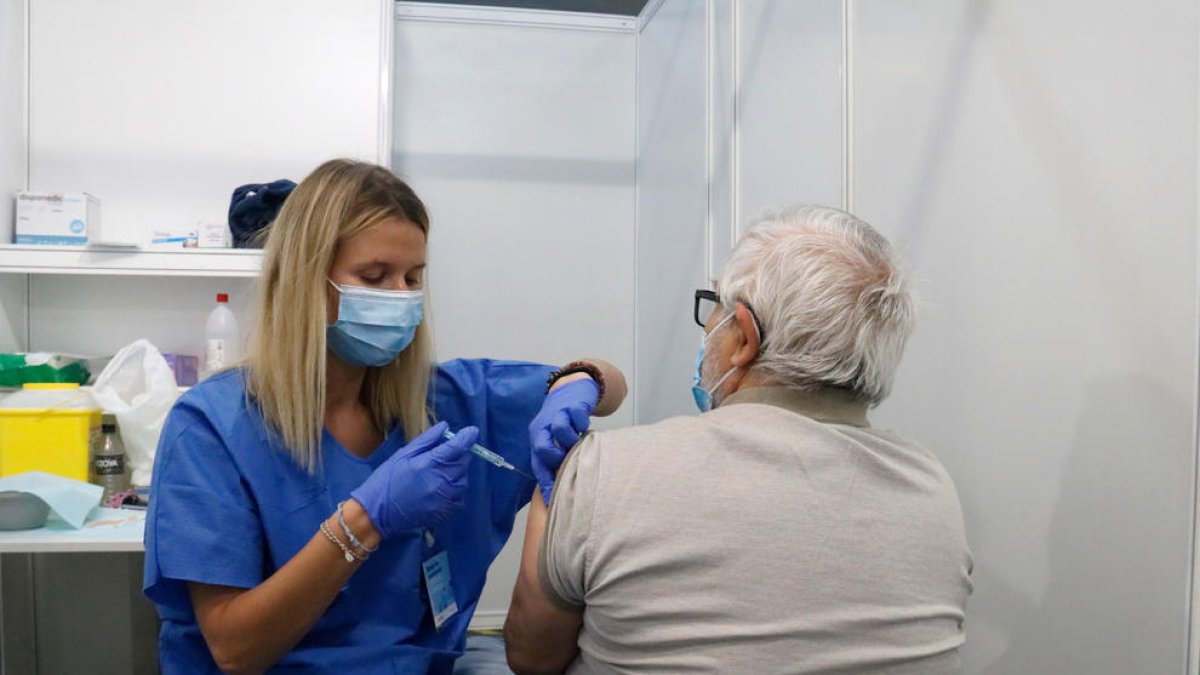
[717,204,914,406]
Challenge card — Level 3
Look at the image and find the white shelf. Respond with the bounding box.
[0,244,262,277]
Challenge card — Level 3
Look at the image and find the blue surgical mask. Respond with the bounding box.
[692,313,738,412]
[326,279,423,367]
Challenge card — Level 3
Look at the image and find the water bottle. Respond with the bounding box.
[91,414,130,503]
[204,292,239,375]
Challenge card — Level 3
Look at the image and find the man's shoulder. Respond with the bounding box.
[586,413,709,454]
[580,404,809,460]
[563,414,729,490]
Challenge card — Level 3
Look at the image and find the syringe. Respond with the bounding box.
[443,429,534,479]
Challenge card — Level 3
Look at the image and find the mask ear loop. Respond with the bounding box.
[710,303,765,409]
[700,310,741,409]
[702,311,737,346]
[706,362,739,398]
[326,279,343,325]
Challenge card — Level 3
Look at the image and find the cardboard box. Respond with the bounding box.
[14,192,101,245]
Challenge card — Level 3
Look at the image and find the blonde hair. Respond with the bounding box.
[246,159,433,472]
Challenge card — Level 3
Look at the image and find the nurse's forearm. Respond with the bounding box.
[504,495,583,675]
[188,501,381,675]
[553,358,627,417]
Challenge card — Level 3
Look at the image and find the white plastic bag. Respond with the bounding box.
[91,339,180,486]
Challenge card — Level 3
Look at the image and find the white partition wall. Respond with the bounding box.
[855,2,1198,672]
[633,0,847,425]
[638,1,1200,672]
[0,0,24,244]
[392,4,637,626]
[392,13,636,379]
[734,0,844,221]
[27,0,391,244]
[0,0,27,352]
[13,0,394,356]
[702,0,846,277]
[635,0,708,423]
[28,276,257,358]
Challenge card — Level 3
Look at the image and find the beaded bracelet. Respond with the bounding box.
[337,501,379,554]
[546,360,606,401]
[320,520,367,563]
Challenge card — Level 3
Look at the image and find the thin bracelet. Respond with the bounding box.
[337,501,379,554]
[320,520,367,563]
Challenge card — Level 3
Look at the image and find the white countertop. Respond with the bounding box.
[0,507,145,553]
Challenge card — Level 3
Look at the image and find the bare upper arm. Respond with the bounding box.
[506,436,602,673]
[187,581,255,671]
[505,571,584,674]
[188,580,246,626]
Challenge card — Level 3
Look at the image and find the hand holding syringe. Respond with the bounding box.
[443,428,534,479]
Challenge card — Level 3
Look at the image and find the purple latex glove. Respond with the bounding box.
[528,378,599,506]
[350,421,478,539]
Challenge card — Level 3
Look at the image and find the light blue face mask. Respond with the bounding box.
[692,313,739,413]
[326,279,424,367]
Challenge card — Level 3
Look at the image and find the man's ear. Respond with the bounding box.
[729,303,760,368]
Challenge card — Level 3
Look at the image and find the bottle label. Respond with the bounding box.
[94,454,125,476]
[207,338,226,370]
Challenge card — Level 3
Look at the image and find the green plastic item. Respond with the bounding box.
[0,354,91,387]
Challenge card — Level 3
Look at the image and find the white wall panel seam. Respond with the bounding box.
[394,2,636,33]
[377,0,393,164]
[23,0,30,189]
[704,0,714,283]
[841,0,854,213]
[632,26,640,426]
[703,0,739,277]
[1188,14,1200,667]
[731,0,740,243]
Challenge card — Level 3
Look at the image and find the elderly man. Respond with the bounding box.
[505,205,973,674]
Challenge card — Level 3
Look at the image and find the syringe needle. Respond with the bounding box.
[443,429,535,480]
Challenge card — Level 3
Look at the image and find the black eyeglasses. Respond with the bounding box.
[694,288,766,343]
[694,289,721,328]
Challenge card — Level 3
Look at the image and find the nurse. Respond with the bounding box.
[143,159,626,674]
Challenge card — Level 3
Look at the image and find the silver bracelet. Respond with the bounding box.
[337,501,379,554]
[320,520,366,563]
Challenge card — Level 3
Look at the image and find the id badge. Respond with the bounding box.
[422,550,458,630]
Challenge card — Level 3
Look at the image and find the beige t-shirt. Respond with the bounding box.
[539,386,973,674]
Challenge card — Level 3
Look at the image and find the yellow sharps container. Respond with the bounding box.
[0,383,101,481]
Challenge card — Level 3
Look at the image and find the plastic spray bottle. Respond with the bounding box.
[204,293,239,375]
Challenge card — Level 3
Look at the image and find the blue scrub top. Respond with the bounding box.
[143,359,554,674]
